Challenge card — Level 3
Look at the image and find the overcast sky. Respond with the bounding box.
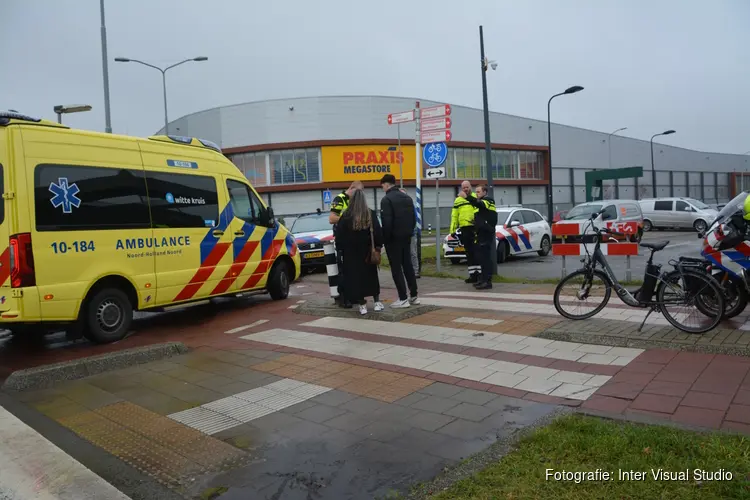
[2,0,748,153]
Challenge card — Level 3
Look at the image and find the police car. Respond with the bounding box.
[443,206,552,264]
[290,212,334,272]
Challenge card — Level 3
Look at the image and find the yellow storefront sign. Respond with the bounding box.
[321,145,417,182]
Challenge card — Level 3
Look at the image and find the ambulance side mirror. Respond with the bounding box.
[259,207,275,227]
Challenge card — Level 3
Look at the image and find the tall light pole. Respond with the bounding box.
[479,26,498,274]
[607,127,627,169]
[547,86,584,223]
[54,104,92,124]
[650,130,675,197]
[100,0,112,133]
[114,56,208,135]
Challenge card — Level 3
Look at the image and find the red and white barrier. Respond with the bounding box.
[551,221,640,256]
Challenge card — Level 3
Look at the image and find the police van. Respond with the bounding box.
[0,112,300,343]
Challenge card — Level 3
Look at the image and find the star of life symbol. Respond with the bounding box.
[49,177,82,214]
[427,143,444,165]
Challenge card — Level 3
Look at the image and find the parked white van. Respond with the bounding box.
[639,198,718,233]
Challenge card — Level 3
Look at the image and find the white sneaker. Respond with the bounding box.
[391,299,410,309]
[409,296,420,305]
[359,304,368,315]
[374,302,385,312]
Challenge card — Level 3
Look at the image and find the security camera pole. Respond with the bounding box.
[479,25,498,275]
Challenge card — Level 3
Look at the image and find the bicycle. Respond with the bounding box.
[553,212,725,334]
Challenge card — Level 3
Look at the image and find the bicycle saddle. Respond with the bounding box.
[640,240,669,251]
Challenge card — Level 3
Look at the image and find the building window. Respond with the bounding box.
[267,148,320,185]
[453,148,542,181]
[230,152,267,186]
[34,164,151,231]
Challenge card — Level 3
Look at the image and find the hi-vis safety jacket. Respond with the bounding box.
[330,191,350,217]
[450,192,478,233]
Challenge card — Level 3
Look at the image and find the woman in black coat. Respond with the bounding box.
[335,189,384,314]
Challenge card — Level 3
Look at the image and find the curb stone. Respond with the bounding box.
[2,342,189,392]
[537,329,750,357]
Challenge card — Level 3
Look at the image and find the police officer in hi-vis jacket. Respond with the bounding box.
[450,180,480,283]
[329,181,363,308]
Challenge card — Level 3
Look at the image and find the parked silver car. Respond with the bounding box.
[639,197,718,233]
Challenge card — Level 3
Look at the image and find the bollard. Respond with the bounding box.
[324,242,339,300]
[561,255,567,279]
[626,255,632,282]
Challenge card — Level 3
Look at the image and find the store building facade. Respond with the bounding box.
[162,96,749,226]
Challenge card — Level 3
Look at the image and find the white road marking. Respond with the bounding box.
[288,304,299,309]
[241,328,619,400]
[300,317,642,365]
[419,296,675,326]
[0,405,131,499]
[168,379,331,435]
[224,319,269,334]
[452,316,503,326]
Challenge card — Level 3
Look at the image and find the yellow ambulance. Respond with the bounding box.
[0,112,300,343]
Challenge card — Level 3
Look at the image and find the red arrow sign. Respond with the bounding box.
[421,117,452,132]
[387,110,415,125]
[420,104,451,120]
[420,129,452,143]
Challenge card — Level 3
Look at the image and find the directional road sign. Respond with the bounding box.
[425,167,446,179]
[421,129,452,144]
[421,117,451,132]
[420,104,451,120]
[387,110,415,125]
[423,142,448,167]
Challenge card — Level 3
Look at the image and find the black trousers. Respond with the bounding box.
[386,238,418,301]
[460,226,480,276]
[476,230,495,283]
[336,251,347,302]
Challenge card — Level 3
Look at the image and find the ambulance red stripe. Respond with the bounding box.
[241,239,284,290]
[210,241,260,295]
[173,242,232,302]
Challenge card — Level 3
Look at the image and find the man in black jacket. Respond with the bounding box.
[380,174,419,308]
[464,184,497,290]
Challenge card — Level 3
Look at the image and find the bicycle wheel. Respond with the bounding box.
[554,269,612,320]
[657,269,724,334]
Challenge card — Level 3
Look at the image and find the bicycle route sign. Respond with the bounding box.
[423,142,448,168]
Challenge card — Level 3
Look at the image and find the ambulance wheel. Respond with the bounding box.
[83,288,133,344]
[268,261,291,300]
[538,236,551,257]
[497,241,509,264]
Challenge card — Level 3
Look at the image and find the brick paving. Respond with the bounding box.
[6,271,750,497]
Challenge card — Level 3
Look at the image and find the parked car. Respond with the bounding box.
[552,210,569,223]
[443,207,552,264]
[639,197,718,233]
[290,212,334,273]
[561,199,644,241]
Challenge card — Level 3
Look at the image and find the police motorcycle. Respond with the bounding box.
[695,191,750,319]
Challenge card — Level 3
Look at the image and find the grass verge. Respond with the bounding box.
[422,414,749,499]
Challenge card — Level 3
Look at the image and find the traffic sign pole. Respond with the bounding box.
[415,101,422,275]
[398,123,403,188]
[436,177,441,272]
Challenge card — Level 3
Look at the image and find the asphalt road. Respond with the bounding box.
[430,230,703,282]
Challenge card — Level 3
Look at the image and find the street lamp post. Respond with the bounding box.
[99,0,112,133]
[53,104,92,124]
[547,86,584,223]
[607,127,627,169]
[479,25,498,274]
[650,130,676,198]
[114,56,208,135]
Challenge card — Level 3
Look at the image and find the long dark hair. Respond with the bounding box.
[346,189,372,231]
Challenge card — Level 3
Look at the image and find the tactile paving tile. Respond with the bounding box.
[203,396,252,413]
[256,393,306,411]
[265,378,306,392]
[286,383,331,399]
[233,387,279,403]
[224,403,276,423]
[169,407,243,435]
